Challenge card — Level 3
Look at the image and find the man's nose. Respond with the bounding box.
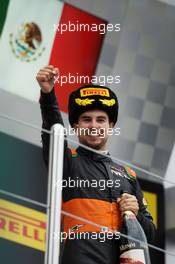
[89,119,99,128]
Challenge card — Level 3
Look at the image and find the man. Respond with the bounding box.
[36,65,155,264]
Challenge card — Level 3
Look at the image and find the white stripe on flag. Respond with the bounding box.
[0,0,63,102]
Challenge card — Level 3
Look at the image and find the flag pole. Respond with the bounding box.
[44,124,64,264]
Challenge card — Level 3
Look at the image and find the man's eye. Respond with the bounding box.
[98,119,105,123]
[83,118,91,122]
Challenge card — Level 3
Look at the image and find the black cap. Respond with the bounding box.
[68,84,119,127]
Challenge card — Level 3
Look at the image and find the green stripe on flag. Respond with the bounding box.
[0,0,9,37]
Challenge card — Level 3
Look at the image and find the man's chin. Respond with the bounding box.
[83,140,105,150]
[78,135,107,150]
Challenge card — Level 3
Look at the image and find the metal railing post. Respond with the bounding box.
[44,124,64,264]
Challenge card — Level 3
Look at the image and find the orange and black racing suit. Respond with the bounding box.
[40,89,156,264]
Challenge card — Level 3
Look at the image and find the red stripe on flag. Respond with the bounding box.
[49,3,106,113]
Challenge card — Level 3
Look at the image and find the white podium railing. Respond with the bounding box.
[44,124,65,264]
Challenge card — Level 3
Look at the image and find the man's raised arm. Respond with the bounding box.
[36,65,64,167]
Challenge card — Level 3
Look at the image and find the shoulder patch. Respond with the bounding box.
[124,166,137,180]
[70,148,78,157]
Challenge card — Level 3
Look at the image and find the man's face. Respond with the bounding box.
[73,109,114,150]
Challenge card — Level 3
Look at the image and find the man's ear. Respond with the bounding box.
[109,122,114,128]
[73,123,79,130]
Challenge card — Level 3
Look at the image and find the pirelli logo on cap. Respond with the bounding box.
[80,88,110,97]
[0,199,46,251]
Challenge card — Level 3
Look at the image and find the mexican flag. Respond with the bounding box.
[0,0,10,37]
[0,0,106,112]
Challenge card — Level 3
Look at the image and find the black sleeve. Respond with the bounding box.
[39,88,71,171]
[134,179,156,243]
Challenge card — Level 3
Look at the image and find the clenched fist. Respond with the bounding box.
[36,65,59,93]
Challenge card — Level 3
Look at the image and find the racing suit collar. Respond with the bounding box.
[77,146,111,162]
